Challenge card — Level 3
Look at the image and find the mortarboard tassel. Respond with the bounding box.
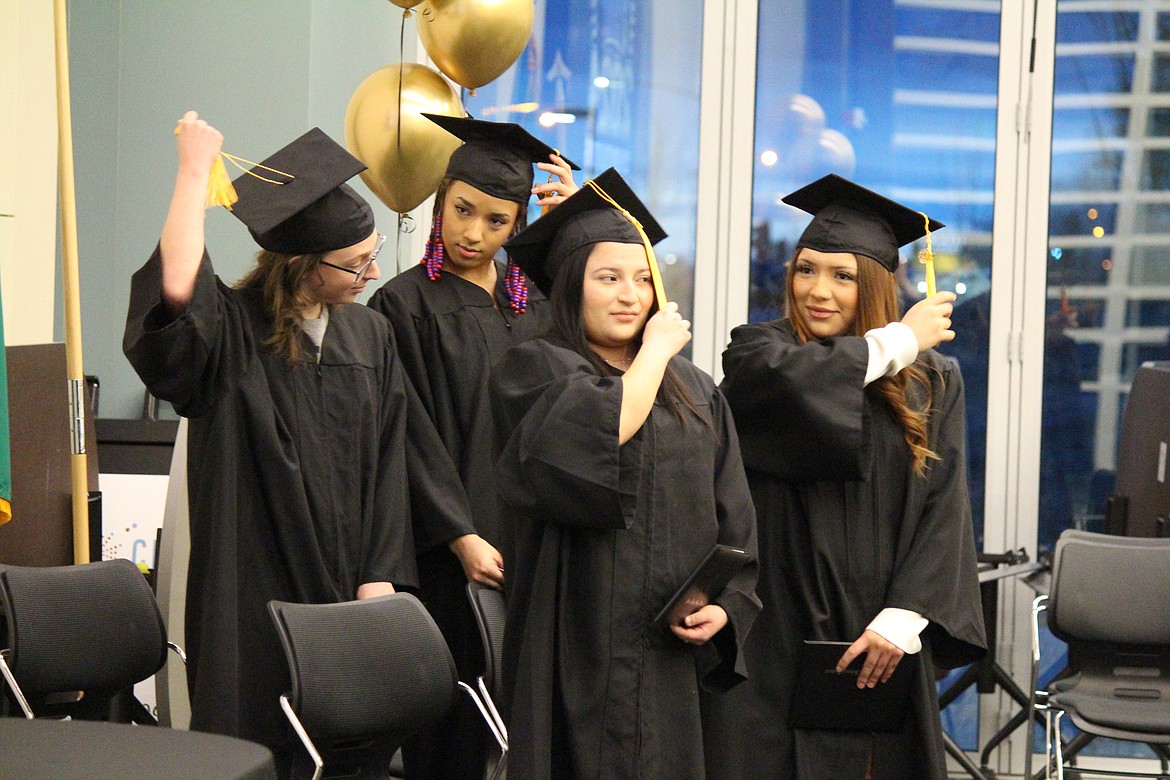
[174,125,294,211]
[917,211,936,297]
[205,155,239,210]
[585,179,669,306]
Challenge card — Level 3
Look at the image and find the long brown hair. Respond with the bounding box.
[785,250,938,475]
[236,250,326,363]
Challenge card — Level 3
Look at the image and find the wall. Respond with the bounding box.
[66,1,420,419]
[0,0,58,345]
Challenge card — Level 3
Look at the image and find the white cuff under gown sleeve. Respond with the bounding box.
[867,607,929,654]
[863,322,919,385]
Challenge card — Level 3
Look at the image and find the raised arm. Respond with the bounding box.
[619,301,691,443]
[160,111,223,314]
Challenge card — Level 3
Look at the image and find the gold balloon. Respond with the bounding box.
[388,0,423,7]
[345,62,464,214]
[418,0,534,91]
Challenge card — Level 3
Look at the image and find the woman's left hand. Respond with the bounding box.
[449,533,505,589]
[836,629,905,688]
[533,154,579,208]
[670,604,728,646]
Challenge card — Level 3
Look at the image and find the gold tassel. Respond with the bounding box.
[917,211,936,297]
[205,155,239,210]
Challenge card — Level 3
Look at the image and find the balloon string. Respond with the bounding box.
[396,18,406,155]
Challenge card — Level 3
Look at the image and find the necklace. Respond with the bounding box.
[604,355,633,370]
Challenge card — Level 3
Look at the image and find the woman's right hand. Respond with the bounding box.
[640,301,692,361]
[174,110,224,178]
[900,291,957,351]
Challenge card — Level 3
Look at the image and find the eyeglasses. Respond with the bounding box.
[319,231,386,286]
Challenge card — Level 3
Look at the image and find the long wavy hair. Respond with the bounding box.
[785,251,939,475]
[548,244,709,428]
[236,249,326,363]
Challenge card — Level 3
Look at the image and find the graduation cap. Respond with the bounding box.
[782,173,943,273]
[228,127,375,255]
[503,168,668,300]
[423,113,581,204]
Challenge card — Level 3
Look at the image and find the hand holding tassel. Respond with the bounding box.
[173,111,233,209]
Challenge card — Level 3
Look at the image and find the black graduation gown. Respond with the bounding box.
[367,260,549,778]
[703,319,986,780]
[123,249,472,760]
[491,338,761,780]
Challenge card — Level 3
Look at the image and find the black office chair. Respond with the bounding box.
[1030,530,1170,779]
[269,592,505,780]
[466,583,508,780]
[0,558,184,722]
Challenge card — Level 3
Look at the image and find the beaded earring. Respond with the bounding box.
[503,258,528,315]
[422,211,445,281]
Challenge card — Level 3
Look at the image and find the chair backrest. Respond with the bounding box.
[268,593,458,744]
[1048,530,1170,646]
[465,583,506,696]
[0,558,169,720]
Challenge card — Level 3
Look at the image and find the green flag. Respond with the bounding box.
[0,279,10,525]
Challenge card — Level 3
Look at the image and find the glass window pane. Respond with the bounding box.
[1053,107,1129,140]
[1130,245,1170,284]
[1057,11,1140,43]
[1050,202,1117,236]
[1054,53,1134,93]
[1043,22,1170,763]
[1133,202,1170,232]
[463,0,703,334]
[1051,150,1125,191]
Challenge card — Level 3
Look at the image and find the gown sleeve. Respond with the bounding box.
[720,320,871,481]
[697,385,763,691]
[122,245,232,419]
[492,339,643,529]
[884,357,987,669]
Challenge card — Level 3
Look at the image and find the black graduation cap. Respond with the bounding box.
[228,127,375,255]
[423,113,581,205]
[782,173,944,272]
[503,167,667,297]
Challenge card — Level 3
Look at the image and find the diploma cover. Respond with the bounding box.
[789,640,915,732]
[654,544,750,628]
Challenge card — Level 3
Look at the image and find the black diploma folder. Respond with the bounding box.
[788,640,915,732]
[654,544,750,628]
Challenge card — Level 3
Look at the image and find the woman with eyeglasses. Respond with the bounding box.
[366,115,579,780]
[124,112,475,774]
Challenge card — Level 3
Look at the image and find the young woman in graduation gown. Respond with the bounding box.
[123,113,476,772]
[491,169,761,780]
[366,115,578,779]
[704,175,986,779]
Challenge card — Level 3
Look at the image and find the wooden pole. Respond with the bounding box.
[53,0,90,564]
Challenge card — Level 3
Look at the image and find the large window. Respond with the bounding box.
[462,0,704,328]
[1034,0,1170,761]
